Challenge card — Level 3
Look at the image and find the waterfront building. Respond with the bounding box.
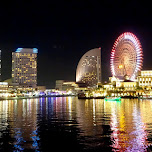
[12,48,38,88]
[122,80,137,91]
[36,86,46,92]
[100,76,137,97]
[55,80,77,91]
[76,48,101,87]
[0,82,8,97]
[138,70,152,89]
[62,81,77,91]
[104,76,137,91]
[4,78,35,94]
[55,80,65,90]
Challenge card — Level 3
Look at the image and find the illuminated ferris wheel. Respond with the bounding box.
[110,32,143,80]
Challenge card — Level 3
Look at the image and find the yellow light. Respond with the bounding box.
[4,93,9,97]
[119,65,123,69]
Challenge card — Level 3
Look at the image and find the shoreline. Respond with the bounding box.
[78,96,141,99]
[0,95,149,100]
[0,95,77,100]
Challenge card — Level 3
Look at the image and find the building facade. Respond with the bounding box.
[108,76,137,91]
[12,48,38,87]
[76,48,101,87]
[138,70,152,88]
[0,82,8,96]
[55,80,77,91]
[55,80,65,90]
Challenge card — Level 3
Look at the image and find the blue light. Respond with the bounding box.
[16,48,23,52]
[33,48,38,53]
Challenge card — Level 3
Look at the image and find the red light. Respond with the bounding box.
[110,32,143,79]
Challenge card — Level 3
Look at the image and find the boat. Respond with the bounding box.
[104,97,121,101]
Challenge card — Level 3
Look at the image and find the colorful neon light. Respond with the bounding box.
[110,32,143,80]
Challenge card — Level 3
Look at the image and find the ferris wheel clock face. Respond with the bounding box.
[110,32,143,80]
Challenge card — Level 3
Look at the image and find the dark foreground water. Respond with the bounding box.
[0,97,152,151]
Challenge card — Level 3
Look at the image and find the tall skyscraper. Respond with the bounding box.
[76,48,101,87]
[12,48,38,87]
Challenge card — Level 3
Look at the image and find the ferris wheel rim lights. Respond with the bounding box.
[110,32,143,80]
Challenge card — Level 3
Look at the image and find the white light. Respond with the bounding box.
[16,48,23,52]
[111,32,143,80]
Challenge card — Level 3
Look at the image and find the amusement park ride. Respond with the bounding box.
[110,32,143,81]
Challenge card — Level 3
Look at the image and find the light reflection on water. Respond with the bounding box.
[0,97,152,151]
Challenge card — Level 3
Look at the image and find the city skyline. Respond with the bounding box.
[1,30,152,88]
[0,1,152,152]
[0,1,152,88]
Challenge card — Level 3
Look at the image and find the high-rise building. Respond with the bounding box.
[76,48,101,87]
[12,48,38,87]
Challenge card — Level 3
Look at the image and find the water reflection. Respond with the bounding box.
[0,99,40,151]
[0,97,152,151]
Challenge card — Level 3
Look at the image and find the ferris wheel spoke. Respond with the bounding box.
[110,32,143,81]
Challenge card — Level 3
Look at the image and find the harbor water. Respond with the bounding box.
[0,97,152,151]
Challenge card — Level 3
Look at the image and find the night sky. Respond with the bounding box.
[0,1,152,88]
